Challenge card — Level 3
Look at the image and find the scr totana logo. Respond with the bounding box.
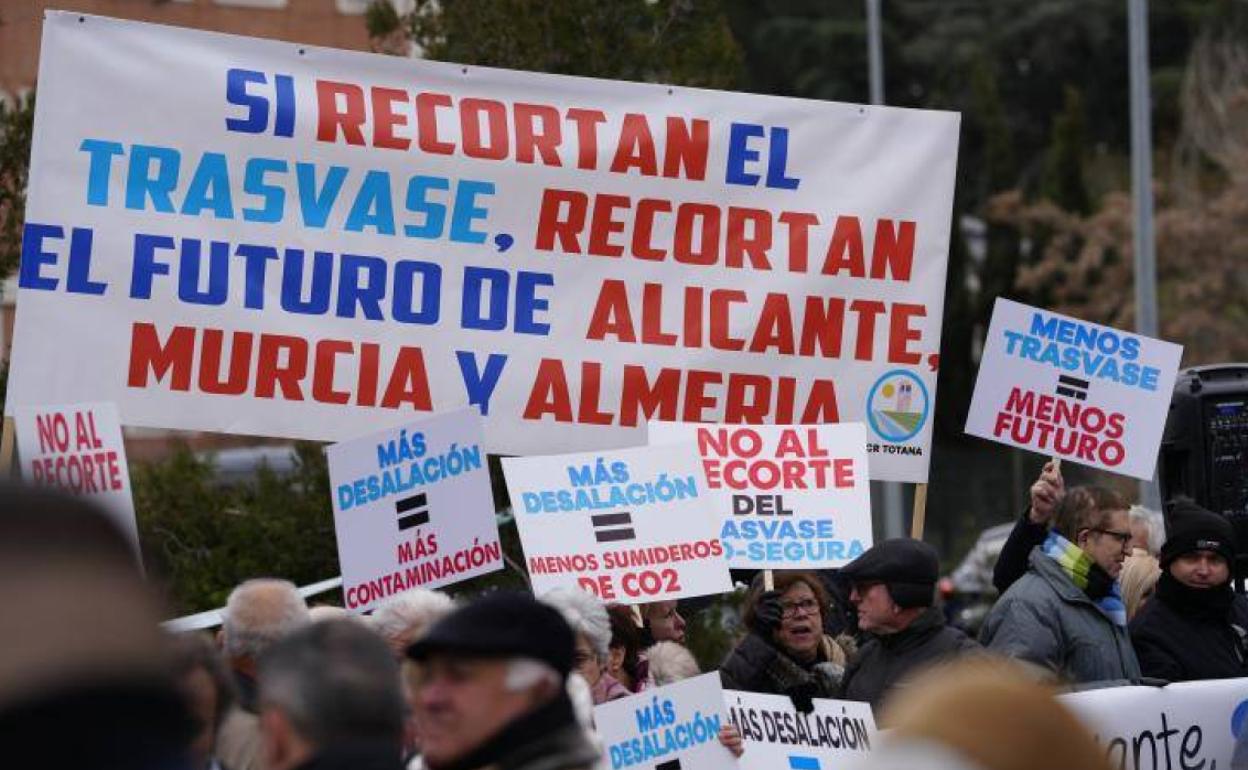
[867,370,929,443]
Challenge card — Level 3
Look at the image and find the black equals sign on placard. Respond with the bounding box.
[656,760,682,770]
[1056,375,1089,401]
[592,512,636,542]
[396,493,430,531]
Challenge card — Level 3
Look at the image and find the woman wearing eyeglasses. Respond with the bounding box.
[719,571,854,710]
[981,486,1142,685]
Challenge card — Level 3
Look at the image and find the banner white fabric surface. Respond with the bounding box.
[10,13,959,482]
[965,298,1182,479]
[326,409,502,612]
[1060,678,1248,770]
[648,422,871,569]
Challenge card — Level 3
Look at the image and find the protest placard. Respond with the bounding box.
[596,672,736,770]
[723,689,877,770]
[8,12,959,483]
[1060,677,1248,770]
[326,409,501,611]
[13,401,140,557]
[965,298,1183,480]
[648,422,871,569]
[501,443,730,602]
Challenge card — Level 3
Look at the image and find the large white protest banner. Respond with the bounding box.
[1060,678,1248,770]
[502,443,730,603]
[14,401,141,556]
[724,690,877,770]
[596,672,737,770]
[965,298,1183,480]
[8,13,959,482]
[648,422,871,569]
[326,409,501,612]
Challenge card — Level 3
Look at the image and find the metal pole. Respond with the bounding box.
[865,0,905,536]
[867,0,884,105]
[1128,0,1161,509]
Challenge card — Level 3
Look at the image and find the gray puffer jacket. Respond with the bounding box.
[980,547,1140,685]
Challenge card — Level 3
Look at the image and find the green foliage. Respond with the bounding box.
[372,0,742,88]
[365,0,402,40]
[1042,86,1091,215]
[134,442,339,614]
[133,442,532,615]
[684,588,746,673]
[0,91,34,281]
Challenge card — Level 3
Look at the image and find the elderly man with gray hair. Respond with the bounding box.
[218,578,311,770]
[1128,504,1166,556]
[370,589,455,659]
[406,592,600,770]
[257,619,406,770]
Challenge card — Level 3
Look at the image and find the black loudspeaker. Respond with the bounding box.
[1159,365,1248,567]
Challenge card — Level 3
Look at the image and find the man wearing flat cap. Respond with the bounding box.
[405,592,599,770]
[1130,499,1248,681]
[837,538,978,710]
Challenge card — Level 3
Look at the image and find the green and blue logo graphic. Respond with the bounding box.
[866,369,929,442]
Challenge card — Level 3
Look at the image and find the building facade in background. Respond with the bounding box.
[0,0,413,99]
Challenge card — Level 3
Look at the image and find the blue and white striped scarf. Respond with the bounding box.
[1041,529,1127,627]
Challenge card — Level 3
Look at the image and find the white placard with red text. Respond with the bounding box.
[14,401,140,556]
[9,13,959,483]
[965,299,1182,480]
[502,443,730,604]
[326,409,502,612]
[648,422,872,569]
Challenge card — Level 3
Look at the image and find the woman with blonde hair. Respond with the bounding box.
[1119,549,1161,620]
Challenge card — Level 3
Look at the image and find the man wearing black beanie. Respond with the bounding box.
[1129,499,1248,682]
[837,539,978,710]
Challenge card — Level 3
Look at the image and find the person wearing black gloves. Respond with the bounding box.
[719,571,854,712]
[838,538,978,711]
[1130,500,1248,682]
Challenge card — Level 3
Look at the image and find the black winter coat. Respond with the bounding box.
[719,632,845,701]
[293,744,404,770]
[839,606,979,710]
[1129,580,1248,682]
[992,510,1047,596]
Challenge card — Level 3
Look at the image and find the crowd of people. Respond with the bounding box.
[5,463,1248,770]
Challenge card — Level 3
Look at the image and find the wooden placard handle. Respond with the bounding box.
[910,483,928,540]
[0,417,16,479]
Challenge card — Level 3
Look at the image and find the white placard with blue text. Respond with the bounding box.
[9,13,959,485]
[595,672,738,770]
[501,443,731,604]
[965,299,1182,480]
[724,689,877,770]
[648,422,871,569]
[326,409,502,612]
